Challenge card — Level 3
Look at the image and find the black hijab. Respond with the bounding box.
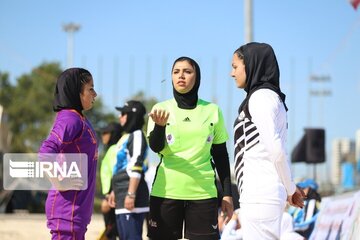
[236,42,288,116]
[100,122,124,149]
[107,123,123,146]
[172,56,201,109]
[53,68,92,114]
[115,100,146,133]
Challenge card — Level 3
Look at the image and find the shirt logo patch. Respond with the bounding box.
[166,134,175,145]
[239,111,245,120]
[149,219,157,228]
[206,135,214,143]
[183,117,191,122]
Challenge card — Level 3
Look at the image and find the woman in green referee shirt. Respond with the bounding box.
[147,56,234,240]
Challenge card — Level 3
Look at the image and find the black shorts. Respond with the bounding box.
[147,196,219,240]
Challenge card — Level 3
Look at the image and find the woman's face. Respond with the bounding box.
[231,54,247,89]
[118,113,127,127]
[80,78,97,111]
[172,60,196,94]
[101,132,111,145]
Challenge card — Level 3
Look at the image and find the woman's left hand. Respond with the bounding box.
[221,196,234,224]
[124,196,135,211]
[107,191,116,208]
[287,186,306,208]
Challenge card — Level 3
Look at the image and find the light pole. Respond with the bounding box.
[63,23,81,68]
[309,74,332,126]
[308,74,331,181]
[244,0,253,43]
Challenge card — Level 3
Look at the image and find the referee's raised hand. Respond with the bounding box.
[148,109,170,126]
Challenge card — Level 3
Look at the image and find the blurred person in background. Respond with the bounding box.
[99,122,123,240]
[220,208,243,240]
[288,179,321,239]
[108,100,149,240]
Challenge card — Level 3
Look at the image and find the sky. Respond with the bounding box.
[1,0,360,182]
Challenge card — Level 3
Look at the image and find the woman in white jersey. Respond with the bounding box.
[147,56,234,240]
[230,42,305,239]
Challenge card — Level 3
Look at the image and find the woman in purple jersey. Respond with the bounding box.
[39,68,98,240]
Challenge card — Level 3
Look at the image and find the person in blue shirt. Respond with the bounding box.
[108,100,149,240]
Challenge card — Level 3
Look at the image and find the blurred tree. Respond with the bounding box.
[0,63,124,213]
[0,63,118,153]
[0,72,13,152]
[0,63,61,152]
[84,100,117,132]
[0,72,14,108]
[1,64,160,212]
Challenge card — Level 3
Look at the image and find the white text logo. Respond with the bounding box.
[9,160,81,178]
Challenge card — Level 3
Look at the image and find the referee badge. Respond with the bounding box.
[206,135,214,143]
[166,134,175,145]
[239,111,245,120]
